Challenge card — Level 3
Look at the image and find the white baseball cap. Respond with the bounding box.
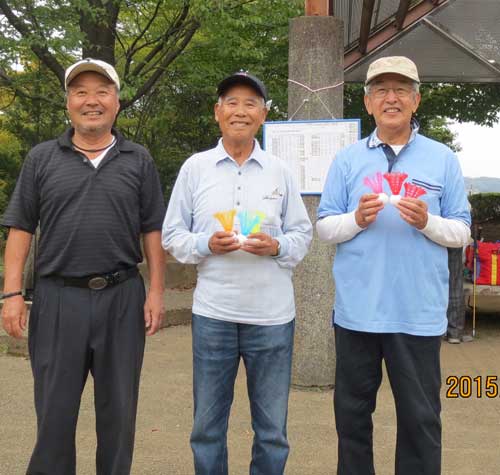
[365,56,420,85]
[65,58,120,90]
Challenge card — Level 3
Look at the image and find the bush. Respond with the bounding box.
[468,193,500,224]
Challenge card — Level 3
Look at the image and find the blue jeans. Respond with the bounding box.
[191,314,294,475]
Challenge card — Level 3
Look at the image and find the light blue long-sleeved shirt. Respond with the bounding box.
[162,139,312,325]
[317,131,471,336]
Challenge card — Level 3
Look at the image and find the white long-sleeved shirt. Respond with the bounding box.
[316,210,471,247]
[162,139,312,325]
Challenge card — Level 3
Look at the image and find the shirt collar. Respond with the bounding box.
[367,118,420,149]
[214,138,266,168]
[58,127,134,152]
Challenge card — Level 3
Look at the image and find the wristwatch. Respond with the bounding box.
[273,240,281,257]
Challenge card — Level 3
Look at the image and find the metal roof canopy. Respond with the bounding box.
[334,0,500,83]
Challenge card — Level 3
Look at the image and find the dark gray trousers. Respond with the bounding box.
[334,325,442,475]
[446,247,465,339]
[26,274,146,475]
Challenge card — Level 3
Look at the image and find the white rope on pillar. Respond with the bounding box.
[287,78,344,120]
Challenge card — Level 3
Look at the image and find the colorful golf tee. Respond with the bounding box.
[364,172,427,205]
[213,209,237,232]
[363,172,389,204]
[236,211,266,243]
[214,209,266,244]
[383,172,408,204]
[403,182,426,199]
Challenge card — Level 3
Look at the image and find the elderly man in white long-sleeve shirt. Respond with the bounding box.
[162,71,312,475]
[317,56,470,475]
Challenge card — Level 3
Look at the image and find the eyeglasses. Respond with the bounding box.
[370,87,414,99]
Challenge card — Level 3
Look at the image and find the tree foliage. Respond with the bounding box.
[0,0,203,109]
[0,0,302,202]
[0,124,22,246]
[117,0,302,196]
[468,193,500,224]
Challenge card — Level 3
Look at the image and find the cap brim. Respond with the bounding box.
[366,70,420,85]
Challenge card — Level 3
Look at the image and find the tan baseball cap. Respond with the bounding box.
[365,56,420,85]
[65,58,120,90]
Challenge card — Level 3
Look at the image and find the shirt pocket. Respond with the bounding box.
[260,194,283,226]
[410,178,443,214]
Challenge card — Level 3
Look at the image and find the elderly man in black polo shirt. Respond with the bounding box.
[1,58,166,475]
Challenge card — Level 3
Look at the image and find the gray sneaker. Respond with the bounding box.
[447,337,461,344]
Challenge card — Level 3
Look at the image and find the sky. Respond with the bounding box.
[448,121,500,179]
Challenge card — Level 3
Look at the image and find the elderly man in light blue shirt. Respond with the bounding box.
[317,57,471,475]
[162,71,312,475]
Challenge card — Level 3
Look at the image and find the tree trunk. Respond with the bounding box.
[79,0,120,65]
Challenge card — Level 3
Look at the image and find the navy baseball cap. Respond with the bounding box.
[217,71,268,101]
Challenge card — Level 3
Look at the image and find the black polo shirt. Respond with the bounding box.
[1,128,166,277]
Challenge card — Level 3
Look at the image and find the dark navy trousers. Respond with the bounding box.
[26,274,146,475]
[334,324,442,475]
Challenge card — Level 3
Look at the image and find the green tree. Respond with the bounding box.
[0,0,203,109]
[117,0,303,196]
[0,125,22,246]
[0,0,302,200]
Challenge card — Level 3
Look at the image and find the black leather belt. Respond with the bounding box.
[59,267,139,290]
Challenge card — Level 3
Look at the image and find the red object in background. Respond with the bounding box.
[403,182,426,199]
[465,241,500,285]
[383,172,408,195]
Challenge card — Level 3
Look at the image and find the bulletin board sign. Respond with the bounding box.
[263,119,360,195]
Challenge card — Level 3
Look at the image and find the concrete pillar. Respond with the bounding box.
[289,16,344,388]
